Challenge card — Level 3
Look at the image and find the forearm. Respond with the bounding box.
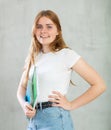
[70,84,106,110]
[17,87,26,109]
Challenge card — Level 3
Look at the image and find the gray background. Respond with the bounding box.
[0,0,110,130]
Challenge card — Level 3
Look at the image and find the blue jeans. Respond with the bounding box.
[27,107,74,130]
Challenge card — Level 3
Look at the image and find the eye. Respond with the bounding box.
[47,25,53,29]
[36,24,43,29]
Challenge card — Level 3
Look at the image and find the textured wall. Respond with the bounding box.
[0,0,110,130]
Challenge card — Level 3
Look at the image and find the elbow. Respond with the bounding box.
[97,76,106,93]
[101,84,106,93]
[98,81,107,94]
[101,79,107,91]
[16,86,21,100]
[92,80,107,96]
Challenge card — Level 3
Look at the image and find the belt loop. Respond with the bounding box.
[40,102,42,110]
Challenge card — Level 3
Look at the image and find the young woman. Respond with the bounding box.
[17,10,106,130]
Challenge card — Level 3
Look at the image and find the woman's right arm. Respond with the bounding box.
[17,70,36,118]
[17,71,27,109]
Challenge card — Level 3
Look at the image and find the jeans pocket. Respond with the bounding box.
[43,107,61,119]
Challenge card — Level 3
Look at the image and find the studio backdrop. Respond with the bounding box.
[0,0,110,130]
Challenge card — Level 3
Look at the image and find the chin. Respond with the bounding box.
[40,41,52,45]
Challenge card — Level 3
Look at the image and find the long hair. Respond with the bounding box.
[23,10,68,87]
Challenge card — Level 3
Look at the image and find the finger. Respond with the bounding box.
[48,95,60,100]
[26,108,36,113]
[52,103,61,107]
[26,113,35,118]
[48,99,60,104]
[25,110,35,117]
[26,104,33,111]
[26,110,34,114]
[52,91,63,98]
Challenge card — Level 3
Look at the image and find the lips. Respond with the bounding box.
[40,36,50,38]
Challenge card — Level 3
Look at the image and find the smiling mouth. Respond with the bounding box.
[40,36,50,38]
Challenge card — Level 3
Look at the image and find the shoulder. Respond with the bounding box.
[59,48,74,52]
[57,48,81,68]
[58,48,80,58]
[58,48,77,55]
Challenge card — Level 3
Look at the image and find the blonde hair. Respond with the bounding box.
[23,10,68,87]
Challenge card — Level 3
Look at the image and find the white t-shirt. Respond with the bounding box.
[29,48,81,102]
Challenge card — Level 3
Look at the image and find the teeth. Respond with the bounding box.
[40,36,49,38]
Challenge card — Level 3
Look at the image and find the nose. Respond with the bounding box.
[41,27,47,33]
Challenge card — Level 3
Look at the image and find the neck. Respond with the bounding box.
[42,45,51,53]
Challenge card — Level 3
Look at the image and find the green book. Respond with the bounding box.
[25,66,38,108]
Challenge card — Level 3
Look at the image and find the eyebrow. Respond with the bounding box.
[37,23,54,26]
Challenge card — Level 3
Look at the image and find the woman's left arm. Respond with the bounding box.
[69,57,106,110]
[49,58,106,110]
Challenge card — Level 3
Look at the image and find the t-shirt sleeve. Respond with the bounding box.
[64,49,81,68]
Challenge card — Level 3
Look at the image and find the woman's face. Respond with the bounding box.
[35,16,58,46]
